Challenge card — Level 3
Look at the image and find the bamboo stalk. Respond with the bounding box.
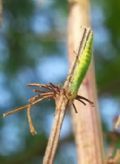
[67,0,105,163]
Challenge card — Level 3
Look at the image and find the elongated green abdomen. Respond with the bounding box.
[70,31,93,96]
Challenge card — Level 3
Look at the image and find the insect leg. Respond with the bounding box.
[72,103,78,113]
[76,95,93,105]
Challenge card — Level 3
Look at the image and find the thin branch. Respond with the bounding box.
[3,97,49,118]
[43,92,69,164]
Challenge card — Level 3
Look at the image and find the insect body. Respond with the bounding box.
[69,29,93,97]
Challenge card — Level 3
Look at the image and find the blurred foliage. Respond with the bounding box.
[94,0,120,96]
[0,0,120,163]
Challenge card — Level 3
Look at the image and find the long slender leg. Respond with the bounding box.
[72,103,78,113]
[75,98,87,106]
[76,95,93,105]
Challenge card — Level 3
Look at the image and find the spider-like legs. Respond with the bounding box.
[76,95,94,105]
[71,95,94,113]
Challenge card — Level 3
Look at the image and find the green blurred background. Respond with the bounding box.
[0,0,120,163]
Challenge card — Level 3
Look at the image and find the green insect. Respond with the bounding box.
[69,28,93,98]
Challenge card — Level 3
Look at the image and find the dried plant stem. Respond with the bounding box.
[3,96,50,118]
[3,105,29,117]
[43,92,69,164]
[27,105,37,135]
[68,0,104,164]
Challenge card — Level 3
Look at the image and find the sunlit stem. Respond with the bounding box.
[3,105,29,118]
[27,104,37,135]
[3,95,54,118]
[114,115,120,129]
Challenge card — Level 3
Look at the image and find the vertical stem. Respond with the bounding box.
[43,93,68,164]
[68,0,105,163]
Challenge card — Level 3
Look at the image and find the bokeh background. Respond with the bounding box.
[0,0,120,163]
